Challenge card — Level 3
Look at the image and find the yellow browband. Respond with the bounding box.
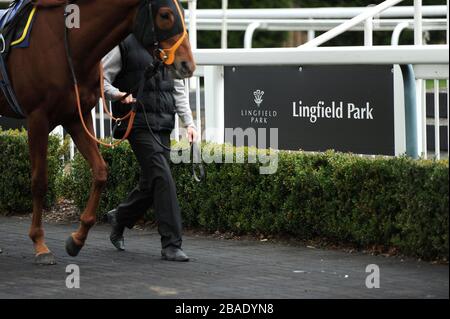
[159,0,187,65]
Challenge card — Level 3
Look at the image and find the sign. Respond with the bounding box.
[224,65,395,155]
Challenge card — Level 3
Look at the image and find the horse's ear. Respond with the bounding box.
[156,7,175,30]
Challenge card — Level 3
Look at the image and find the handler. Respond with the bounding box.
[102,34,197,262]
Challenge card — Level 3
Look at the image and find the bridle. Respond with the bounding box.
[63,0,204,181]
[63,0,186,147]
[158,0,188,65]
[118,0,187,102]
[134,0,188,66]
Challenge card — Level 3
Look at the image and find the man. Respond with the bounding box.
[102,34,197,262]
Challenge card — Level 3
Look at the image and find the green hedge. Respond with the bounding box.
[2,129,447,259]
[63,141,449,260]
[59,142,140,217]
[0,129,63,213]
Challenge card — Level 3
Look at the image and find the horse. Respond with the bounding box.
[0,0,195,265]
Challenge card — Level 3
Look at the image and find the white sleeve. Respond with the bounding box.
[102,46,123,101]
[173,79,196,128]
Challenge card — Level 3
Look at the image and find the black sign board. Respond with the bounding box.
[224,65,395,155]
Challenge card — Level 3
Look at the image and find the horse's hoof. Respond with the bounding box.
[65,236,83,257]
[34,252,57,265]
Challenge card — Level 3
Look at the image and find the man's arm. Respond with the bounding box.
[173,79,196,128]
[102,46,123,101]
[102,46,136,104]
[173,79,198,142]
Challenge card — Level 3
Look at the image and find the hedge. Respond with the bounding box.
[62,141,449,260]
[0,129,63,213]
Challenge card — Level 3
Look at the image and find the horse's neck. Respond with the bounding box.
[71,0,140,72]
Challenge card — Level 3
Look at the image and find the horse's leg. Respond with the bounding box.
[27,112,56,265]
[64,116,108,257]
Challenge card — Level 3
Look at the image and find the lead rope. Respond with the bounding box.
[64,1,204,181]
[139,65,205,182]
[64,3,136,148]
[140,99,206,183]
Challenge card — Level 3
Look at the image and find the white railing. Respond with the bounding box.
[185,5,447,20]
[184,5,448,48]
[193,46,448,65]
[191,46,448,156]
[239,20,446,48]
[53,47,447,158]
[0,0,442,158]
[189,0,449,159]
[302,0,421,48]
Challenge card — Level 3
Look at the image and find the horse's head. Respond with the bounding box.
[133,0,196,78]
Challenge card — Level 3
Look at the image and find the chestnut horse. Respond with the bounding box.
[0,0,195,265]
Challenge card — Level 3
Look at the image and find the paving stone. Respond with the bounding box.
[0,216,448,299]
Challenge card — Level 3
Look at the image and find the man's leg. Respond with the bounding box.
[108,130,155,250]
[129,130,183,247]
[150,132,183,250]
[130,129,188,260]
[150,132,188,261]
[114,184,153,229]
[109,128,187,260]
[108,182,153,250]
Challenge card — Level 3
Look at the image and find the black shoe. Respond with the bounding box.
[107,209,125,251]
[161,246,189,262]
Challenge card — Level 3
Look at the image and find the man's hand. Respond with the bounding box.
[187,126,198,143]
[116,91,136,104]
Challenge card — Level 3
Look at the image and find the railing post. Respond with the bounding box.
[393,65,407,156]
[364,16,373,46]
[434,80,441,159]
[414,0,423,45]
[244,22,261,49]
[392,22,410,156]
[174,115,180,141]
[98,99,105,139]
[421,79,427,158]
[70,139,75,160]
[204,66,224,143]
[307,18,316,41]
[391,22,410,45]
[414,0,425,157]
[400,65,419,159]
[447,0,449,157]
[364,5,375,46]
[187,0,198,90]
[91,106,97,138]
[187,0,197,51]
[221,0,228,49]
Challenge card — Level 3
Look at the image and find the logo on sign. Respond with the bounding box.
[240,89,278,124]
[253,90,265,107]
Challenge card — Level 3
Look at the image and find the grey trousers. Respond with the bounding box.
[115,128,182,249]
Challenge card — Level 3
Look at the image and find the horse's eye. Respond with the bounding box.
[160,13,170,20]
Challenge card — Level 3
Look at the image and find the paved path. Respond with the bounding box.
[0,216,448,299]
